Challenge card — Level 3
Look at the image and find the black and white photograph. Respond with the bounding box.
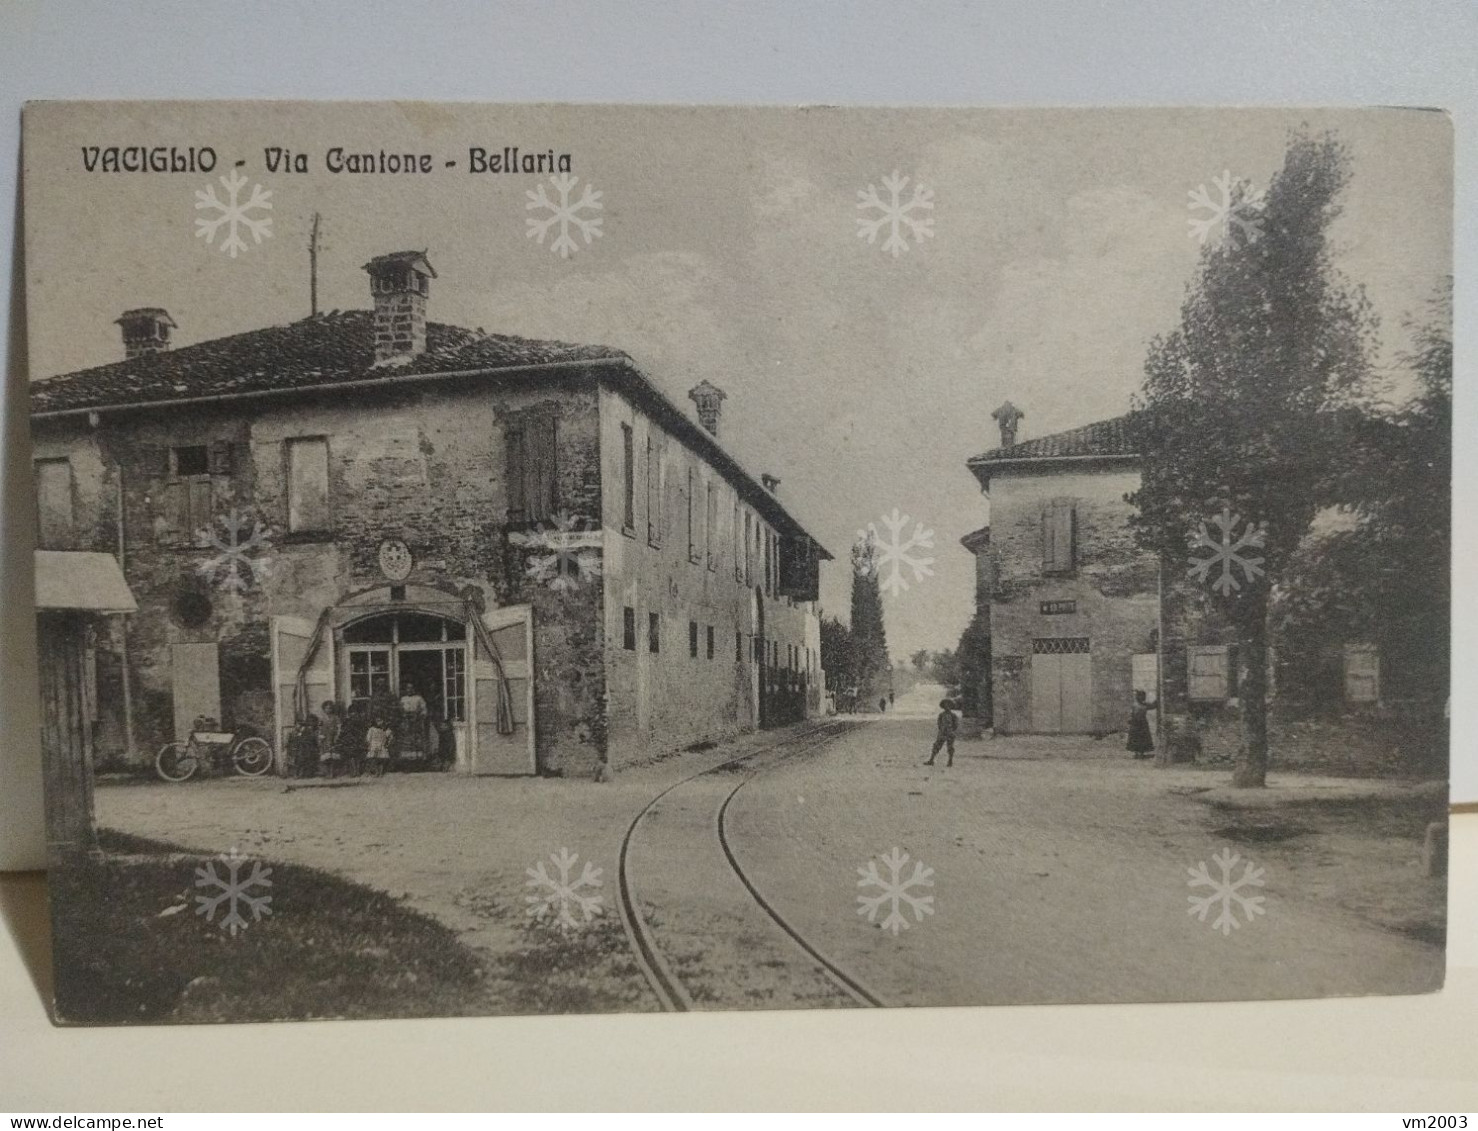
[20,100,1452,1027]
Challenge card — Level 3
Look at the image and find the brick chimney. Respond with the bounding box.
[116,308,176,359]
[991,400,1025,449]
[688,380,727,437]
[363,250,435,364]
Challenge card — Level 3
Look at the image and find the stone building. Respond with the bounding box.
[30,250,829,779]
[964,403,1426,774]
[966,406,1158,736]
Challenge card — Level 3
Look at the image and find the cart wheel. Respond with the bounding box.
[232,737,274,777]
[155,742,199,782]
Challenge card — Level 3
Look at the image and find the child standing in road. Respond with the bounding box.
[925,699,958,768]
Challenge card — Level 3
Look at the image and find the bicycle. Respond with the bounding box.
[155,716,275,782]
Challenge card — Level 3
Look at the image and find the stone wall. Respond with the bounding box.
[597,387,820,769]
[986,465,1158,734]
[32,374,608,777]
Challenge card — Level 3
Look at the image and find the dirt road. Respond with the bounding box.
[96,691,1443,1012]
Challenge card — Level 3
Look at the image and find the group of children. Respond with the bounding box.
[290,691,414,779]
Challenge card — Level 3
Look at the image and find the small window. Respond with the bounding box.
[620,424,635,532]
[34,458,74,550]
[174,445,209,477]
[706,625,715,660]
[1188,645,1231,702]
[689,620,699,658]
[648,613,661,654]
[1344,644,1380,703]
[287,436,330,534]
[736,630,743,663]
[623,606,637,651]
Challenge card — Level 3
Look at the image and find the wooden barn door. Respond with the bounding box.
[272,615,333,773]
[470,605,535,775]
[1031,638,1092,733]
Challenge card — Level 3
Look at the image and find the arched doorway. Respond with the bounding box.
[340,611,468,766]
[271,592,536,776]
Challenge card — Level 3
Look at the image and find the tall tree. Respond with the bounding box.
[1128,130,1379,787]
[850,532,892,701]
[1274,281,1451,719]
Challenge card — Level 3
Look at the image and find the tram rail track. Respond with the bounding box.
[615,719,887,1011]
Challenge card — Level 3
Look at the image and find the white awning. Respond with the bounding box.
[34,551,138,614]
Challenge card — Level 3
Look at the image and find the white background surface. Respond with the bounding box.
[0,3,1472,1111]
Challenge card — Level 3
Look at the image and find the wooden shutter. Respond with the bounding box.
[157,481,188,544]
[505,426,527,523]
[1187,645,1229,701]
[526,416,557,522]
[1043,499,1076,573]
[1344,645,1379,703]
[187,478,214,539]
[208,439,234,476]
[621,424,635,530]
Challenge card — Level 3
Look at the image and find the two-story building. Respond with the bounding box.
[963,402,1420,774]
[30,251,829,779]
[964,404,1159,736]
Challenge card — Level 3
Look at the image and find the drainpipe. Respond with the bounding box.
[114,460,138,764]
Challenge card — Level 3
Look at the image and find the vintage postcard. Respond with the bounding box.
[22,102,1450,1024]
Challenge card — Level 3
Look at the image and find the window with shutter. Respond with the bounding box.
[526,416,557,522]
[706,482,717,570]
[1042,498,1077,574]
[686,467,699,563]
[1187,645,1230,701]
[159,443,215,545]
[1343,644,1380,703]
[34,458,75,550]
[505,415,558,524]
[287,437,330,534]
[505,427,527,523]
[620,424,635,532]
[645,435,660,545]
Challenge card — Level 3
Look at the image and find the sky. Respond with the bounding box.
[24,104,1452,660]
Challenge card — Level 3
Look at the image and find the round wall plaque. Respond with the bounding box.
[377,539,413,582]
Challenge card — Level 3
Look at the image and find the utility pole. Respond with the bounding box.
[308,211,321,316]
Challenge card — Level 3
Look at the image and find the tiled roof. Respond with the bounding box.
[969,412,1137,465]
[30,310,625,415]
[29,307,831,557]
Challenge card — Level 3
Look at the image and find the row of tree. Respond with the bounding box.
[1128,129,1451,787]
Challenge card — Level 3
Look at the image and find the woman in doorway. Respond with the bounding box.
[1127,689,1158,759]
[398,681,431,763]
